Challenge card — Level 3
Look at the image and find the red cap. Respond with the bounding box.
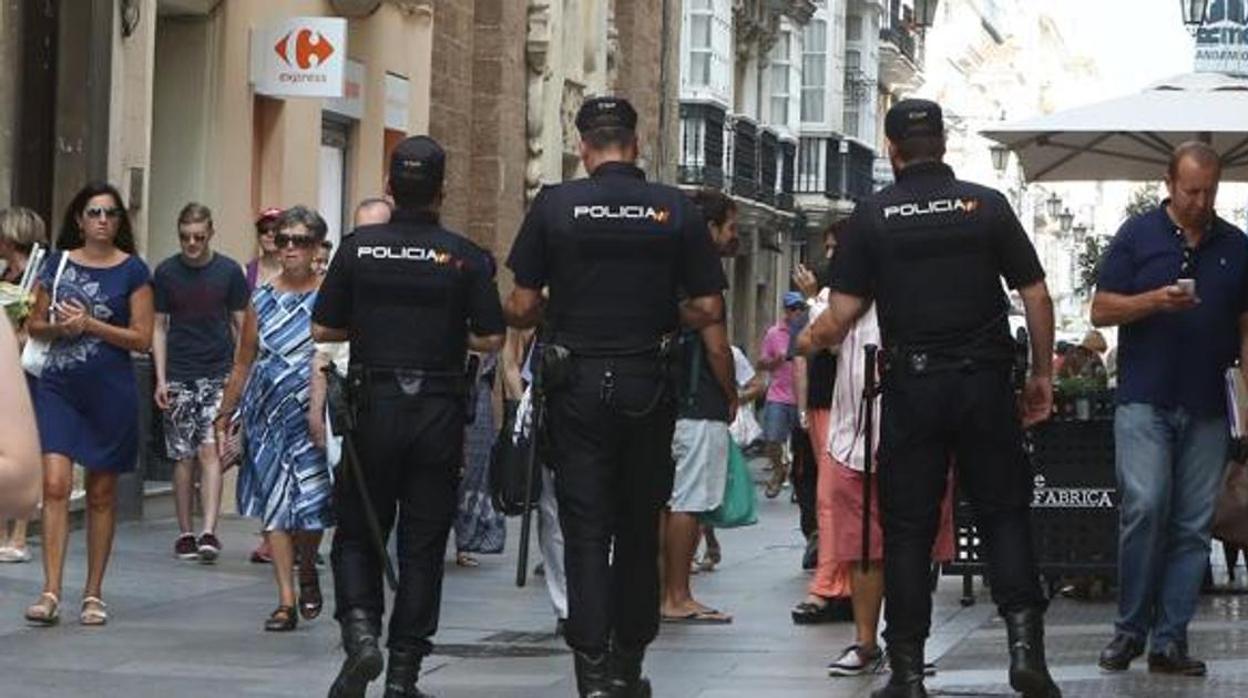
[256,207,283,226]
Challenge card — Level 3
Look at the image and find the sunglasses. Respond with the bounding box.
[275,232,317,249]
[84,207,122,220]
[178,233,209,243]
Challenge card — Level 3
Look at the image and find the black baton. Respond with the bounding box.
[325,367,398,591]
[515,354,545,588]
[861,344,879,573]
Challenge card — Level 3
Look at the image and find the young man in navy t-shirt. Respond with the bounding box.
[152,203,249,563]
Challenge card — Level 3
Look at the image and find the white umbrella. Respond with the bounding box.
[981,72,1248,182]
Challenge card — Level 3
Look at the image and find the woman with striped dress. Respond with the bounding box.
[215,206,333,632]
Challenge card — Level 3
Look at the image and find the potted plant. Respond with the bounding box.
[1055,374,1101,421]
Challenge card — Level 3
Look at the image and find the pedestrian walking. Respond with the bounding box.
[1091,141,1248,677]
[504,96,729,697]
[759,293,806,498]
[152,203,248,564]
[215,206,333,632]
[660,188,739,626]
[245,207,284,291]
[802,99,1060,698]
[0,311,42,523]
[0,206,48,564]
[453,351,507,567]
[790,223,853,624]
[23,183,154,628]
[312,135,505,697]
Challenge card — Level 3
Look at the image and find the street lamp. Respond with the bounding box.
[1180,0,1210,27]
[913,0,940,28]
[990,144,1010,174]
[1073,224,1088,242]
[1046,193,1062,218]
[1059,208,1075,234]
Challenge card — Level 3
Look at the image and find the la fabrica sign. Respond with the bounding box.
[1195,0,1248,75]
[250,17,347,98]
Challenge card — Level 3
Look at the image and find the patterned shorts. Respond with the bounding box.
[162,377,225,461]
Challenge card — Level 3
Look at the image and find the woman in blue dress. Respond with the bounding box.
[215,206,333,632]
[23,183,154,627]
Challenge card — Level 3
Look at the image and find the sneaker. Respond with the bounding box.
[175,534,198,560]
[197,533,221,564]
[0,546,31,563]
[828,644,886,676]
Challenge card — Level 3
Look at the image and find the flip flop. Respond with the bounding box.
[661,608,733,625]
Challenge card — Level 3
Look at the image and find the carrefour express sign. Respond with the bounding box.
[250,17,347,98]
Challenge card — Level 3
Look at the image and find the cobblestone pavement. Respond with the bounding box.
[0,471,1245,696]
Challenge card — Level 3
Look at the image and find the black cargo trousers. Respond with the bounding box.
[878,359,1047,647]
[544,354,676,656]
[331,375,464,656]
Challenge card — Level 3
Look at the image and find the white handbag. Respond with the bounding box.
[20,251,69,378]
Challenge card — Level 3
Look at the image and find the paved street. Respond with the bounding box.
[1,470,1247,697]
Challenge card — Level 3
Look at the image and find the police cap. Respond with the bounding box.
[575,96,638,134]
[885,99,944,141]
[389,135,446,196]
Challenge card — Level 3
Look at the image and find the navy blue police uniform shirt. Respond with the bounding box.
[312,209,505,371]
[506,161,727,353]
[1096,203,1248,417]
[152,252,249,382]
[830,161,1045,362]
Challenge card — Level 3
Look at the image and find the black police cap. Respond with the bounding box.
[575,96,638,134]
[389,135,446,195]
[885,99,944,141]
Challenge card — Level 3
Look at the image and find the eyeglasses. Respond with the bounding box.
[274,233,317,249]
[84,207,122,220]
[257,225,277,236]
[178,233,209,243]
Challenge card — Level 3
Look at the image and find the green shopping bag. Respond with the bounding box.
[701,440,758,528]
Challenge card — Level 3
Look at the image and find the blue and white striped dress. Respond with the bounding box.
[237,284,333,531]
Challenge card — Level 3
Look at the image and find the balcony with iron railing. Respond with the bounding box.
[879,2,924,91]
[678,103,727,189]
[795,136,876,202]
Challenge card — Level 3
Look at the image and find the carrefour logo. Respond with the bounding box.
[274,28,335,82]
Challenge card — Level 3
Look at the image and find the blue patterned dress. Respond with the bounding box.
[237,284,333,531]
[34,252,149,472]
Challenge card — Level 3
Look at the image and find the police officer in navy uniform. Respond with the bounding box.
[504,96,730,698]
[799,100,1061,698]
[312,136,506,698]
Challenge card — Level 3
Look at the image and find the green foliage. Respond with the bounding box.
[1075,235,1107,296]
[1124,183,1161,221]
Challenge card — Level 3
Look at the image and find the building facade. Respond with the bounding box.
[678,0,933,349]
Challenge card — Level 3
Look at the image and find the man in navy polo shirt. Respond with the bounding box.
[1092,142,1248,677]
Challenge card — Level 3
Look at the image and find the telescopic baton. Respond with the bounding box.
[515,352,545,588]
[861,344,880,573]
[325,367,398,591]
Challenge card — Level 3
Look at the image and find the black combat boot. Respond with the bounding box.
[383,649,433,697]
[609,644,652,697]
[328,609,384,698]
[1005,608,1062,698]
[574,651,615,698]
[871,642,927,698]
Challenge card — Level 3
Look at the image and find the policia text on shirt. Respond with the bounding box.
[503,96,731,698]
[312,135,506,698]
[799,99,1061,698]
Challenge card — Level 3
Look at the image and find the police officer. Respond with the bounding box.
[312,136,506,698]
[504,96,730,698]
[799,99,1061,698]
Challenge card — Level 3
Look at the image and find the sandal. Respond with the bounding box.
[298,568,323,621]
[264,605,298,632]
[24,592,60,626]
[80,596,108,626]
[456,552,479,568]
